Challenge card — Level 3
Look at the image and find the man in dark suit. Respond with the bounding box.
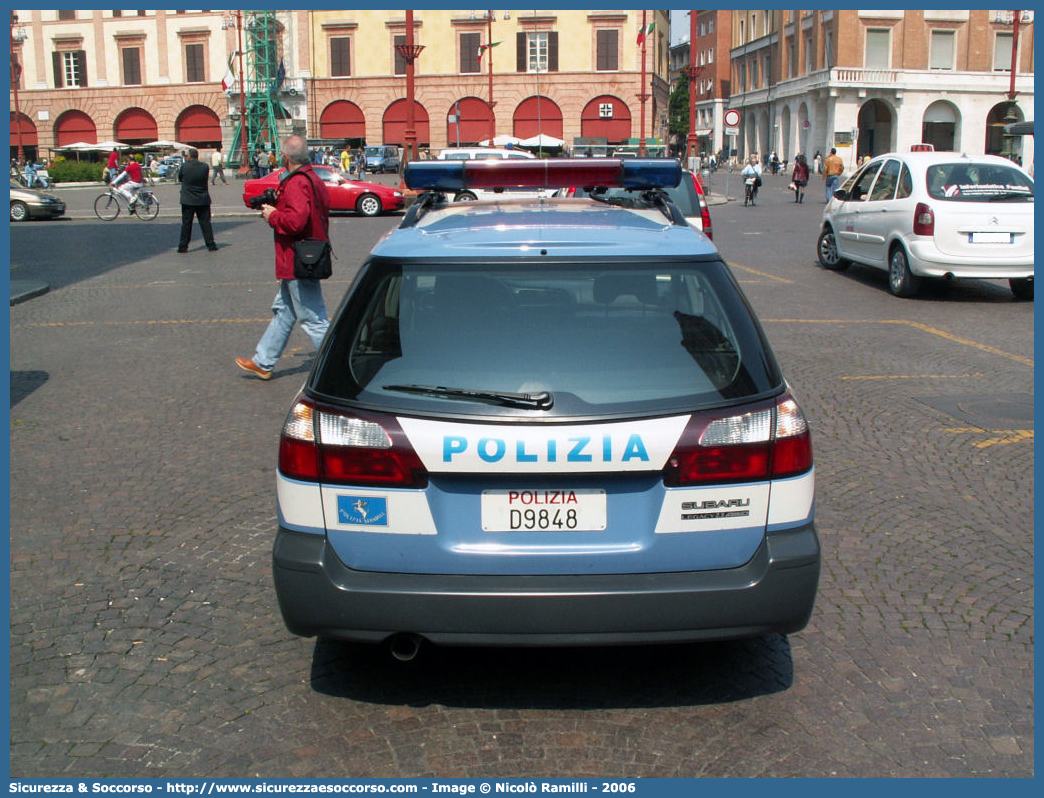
[177,147,218,253]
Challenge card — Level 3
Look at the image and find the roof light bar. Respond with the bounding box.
[404,158,682,192]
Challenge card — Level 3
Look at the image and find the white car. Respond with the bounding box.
[817,151,1034,299]
[435,148,546,201]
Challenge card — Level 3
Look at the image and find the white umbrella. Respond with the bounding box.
[519,133,564,149]
[90,140,131,152]
[54,141,95,151]
[478,134,524,147]
[141,139,192,151]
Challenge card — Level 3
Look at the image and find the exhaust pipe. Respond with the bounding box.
[388,633,423,662]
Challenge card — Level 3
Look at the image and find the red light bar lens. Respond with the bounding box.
[464,159,623,189]
[404,158,681,192]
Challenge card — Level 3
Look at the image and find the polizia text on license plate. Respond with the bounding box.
[481,489,607,532]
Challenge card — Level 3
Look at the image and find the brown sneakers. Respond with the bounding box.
[235,357,272,380]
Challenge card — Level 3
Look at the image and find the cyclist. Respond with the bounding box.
[112,157,145,213]
[741,155,762,204]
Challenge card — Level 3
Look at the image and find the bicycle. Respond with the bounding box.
[743,177,759,206]
[93,186,160,221]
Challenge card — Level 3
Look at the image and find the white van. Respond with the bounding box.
[435,148,546,201]
[437,147,536,162]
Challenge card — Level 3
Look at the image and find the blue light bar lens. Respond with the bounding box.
[404,161,466,191]
[620,159,682,189]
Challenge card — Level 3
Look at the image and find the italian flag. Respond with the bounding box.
[636,22,655,47]
[221,52,237,92]
[477,40,501,63]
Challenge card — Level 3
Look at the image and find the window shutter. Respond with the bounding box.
[76,50,87,87]
[52,51,64,88]
[123,48,141,85]
[460,32,480,73]
[548,32,558,72]
[394,35,406,76]
[331,38,350,76]
[517,32,526,71]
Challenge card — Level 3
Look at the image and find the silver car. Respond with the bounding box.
[817,152,1034,299]
[10,181,66,222]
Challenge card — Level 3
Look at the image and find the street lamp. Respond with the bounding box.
[637,10,650,156]
[395,10,424,163]
[483,11,507,144]
[1000,10,1022,163]
[10,11,28,163]
[222,11,249,172]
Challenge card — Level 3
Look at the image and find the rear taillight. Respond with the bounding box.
[663,393,812,486]
[279,397,428,488]
[913,202,935,236]
[700,202,713,240]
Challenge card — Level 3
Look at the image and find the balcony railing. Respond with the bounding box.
[731,66,1034,103]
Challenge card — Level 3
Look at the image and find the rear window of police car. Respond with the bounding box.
[314,262,781,417]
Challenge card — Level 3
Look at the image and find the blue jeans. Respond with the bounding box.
[825,174,840,202]
[252,279,329,371]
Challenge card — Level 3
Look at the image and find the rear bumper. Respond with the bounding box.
[907,239,1034,279]
[272,523,820,646]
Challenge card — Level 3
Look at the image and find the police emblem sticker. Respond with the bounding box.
[337,496,388,526]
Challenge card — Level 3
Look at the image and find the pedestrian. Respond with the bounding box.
[268,150,278,173]
[791,153,810,203]
[823,147,844,202]
[813,150,823,174]
[340,145,352,174]
[235,135,331,380]
[354,148,366,180]
[111,156,144,211]
[253,148,267,178]
[210,145,229,185]
[177,147,218,253]
[107,148,120,184]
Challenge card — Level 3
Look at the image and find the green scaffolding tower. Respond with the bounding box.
[229,10,285,167]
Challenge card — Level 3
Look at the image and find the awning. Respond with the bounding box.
[1005,121,1034,136]
[479,134,523,147]
[695,129,713,137]
[518,133,564,148]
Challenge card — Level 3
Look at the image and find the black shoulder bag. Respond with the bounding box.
[289,170,333,280]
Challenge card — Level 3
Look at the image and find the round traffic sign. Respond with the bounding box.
[723,109,740,127]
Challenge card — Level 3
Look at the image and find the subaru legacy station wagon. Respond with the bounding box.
[272,158,820,659]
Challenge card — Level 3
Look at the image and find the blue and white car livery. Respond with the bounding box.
[273,158,820,653]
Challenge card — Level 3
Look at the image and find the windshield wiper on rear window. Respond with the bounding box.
[383,384,554,410]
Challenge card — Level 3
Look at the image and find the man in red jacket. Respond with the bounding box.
[235,135,331,380]
[111,156,144,212]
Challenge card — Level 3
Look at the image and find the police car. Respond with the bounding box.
[273,158,820,659]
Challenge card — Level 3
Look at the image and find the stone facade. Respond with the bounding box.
[727,9,1034,171]
[9,9,673,164]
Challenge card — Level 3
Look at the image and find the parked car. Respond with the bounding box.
[364,145,401,174]
[558,167,712,239]
[157,156,184,179]
[817,151,1034,299]
[241,165,405,217]
[271,157,819,658]
[10,181,66,222]
[436,147,536,161]
[433,148,543,202]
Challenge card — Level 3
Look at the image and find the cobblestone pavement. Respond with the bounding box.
[9,184,1033,777]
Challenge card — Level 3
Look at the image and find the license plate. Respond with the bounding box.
[481,489,607,532]
[970,232,1012,244]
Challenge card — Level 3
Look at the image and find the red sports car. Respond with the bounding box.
[241,166,405,216]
